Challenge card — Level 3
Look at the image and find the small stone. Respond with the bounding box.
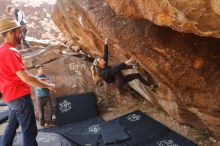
[108,108,114,111]
[209,137,216,143]
[198,141,203,145]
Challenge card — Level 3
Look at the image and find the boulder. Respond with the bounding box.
[51,0,220,139]
[106,0,220,38]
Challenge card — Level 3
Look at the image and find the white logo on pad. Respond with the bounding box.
[156,140,179,146]
[59,99,72,113]
[37,136,56,143]
[126,114,141,122]
[88,124,101,134]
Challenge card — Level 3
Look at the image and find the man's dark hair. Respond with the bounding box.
[2,32,7,37]
[1,28,18,38]
[11,28,18,33]
[35,64,44,70]
[14,8,20,21]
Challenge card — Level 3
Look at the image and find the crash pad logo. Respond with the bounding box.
[59,99,72,113]
[14,133,56,143]
[156,139,179,146]
[36,136,56,143]
[88,124,101,134]
[126,114,141,122]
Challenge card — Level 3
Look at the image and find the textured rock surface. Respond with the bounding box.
[21,42,64,69]
[106,0,220,38]
[52,0,220,139]
[0,0,63,40]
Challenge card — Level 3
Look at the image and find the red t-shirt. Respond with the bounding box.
[0,43,30,102]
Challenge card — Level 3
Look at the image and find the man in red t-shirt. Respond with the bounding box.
[0,18,56,146]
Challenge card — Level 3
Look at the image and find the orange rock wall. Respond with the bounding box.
[51,0,220,139]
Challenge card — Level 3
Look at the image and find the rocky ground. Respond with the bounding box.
[0,0,219,146]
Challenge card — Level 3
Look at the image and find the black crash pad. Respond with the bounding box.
[41,117,104,146]
[60,133,100,146]
[41,116,104,135]
[100,119,130,144]
[0,110,8,124]
[0,132,74,146]
[114,110,169,146]
[98,139,125,146]
[114,110,197,146]
[56,92,98,126]
[146,131,197,146]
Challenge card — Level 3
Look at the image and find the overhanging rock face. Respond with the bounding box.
[106,0,220,38]
[52,0,220,139]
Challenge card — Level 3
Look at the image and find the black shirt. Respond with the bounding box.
[99,44,126,83]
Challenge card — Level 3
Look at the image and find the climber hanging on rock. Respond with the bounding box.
[91,38,158,91]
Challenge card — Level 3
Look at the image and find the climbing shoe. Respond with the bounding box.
[149,84,159,91]
[133,62,139,71]
[40,120,45,128]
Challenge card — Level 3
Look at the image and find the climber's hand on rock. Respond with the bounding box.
[105,38,108,45]
[125,57,134,65]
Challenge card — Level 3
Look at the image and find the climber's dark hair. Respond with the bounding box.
[35,64,44,70]
[14,8,20,21]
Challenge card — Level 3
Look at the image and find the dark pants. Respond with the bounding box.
[113,65,151,88]
[18,27,31,50]
[114,72,151,88]
[37,96,52,126]
[2,94,38,146]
